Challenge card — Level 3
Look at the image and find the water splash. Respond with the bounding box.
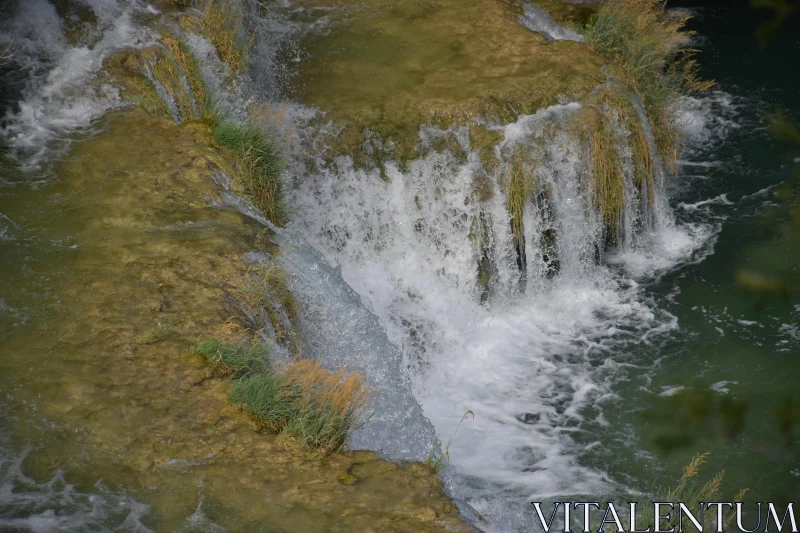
[0,0,156,172]
[0,445,153,532]
[280,97,722,529]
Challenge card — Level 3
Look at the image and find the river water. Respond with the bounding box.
[0,1,798,532]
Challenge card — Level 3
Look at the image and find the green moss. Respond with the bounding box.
[470,124,503,174]
[212,122,287,226]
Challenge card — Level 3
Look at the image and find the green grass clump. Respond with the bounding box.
[230,358,371,455]
[192,338,267,377]
[583,0,713,172]
[212,122,287,226]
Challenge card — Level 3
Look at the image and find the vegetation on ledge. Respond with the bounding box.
[212,122,288,226]
[583,0,714,172]
[194,339,372,456]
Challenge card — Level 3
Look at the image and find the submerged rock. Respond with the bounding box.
[281,0,604,159]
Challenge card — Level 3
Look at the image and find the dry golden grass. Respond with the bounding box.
[585,0,714,173]
[280,359,372,421]
[143,46,197,122]
[581,106,626,241]
[197,0,249,73]
[129,76,173,119]
[632,453,749,533]
[160,33,210,119]
[601,86,656,204]
[506,152,536,247]
[230,357,373,455]
[237,263,299,352]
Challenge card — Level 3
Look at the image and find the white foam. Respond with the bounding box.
[284,103,704,530]
[677,91,741,158]
[0,0,156,172]
[0,444,153,532]
[678,193,734,211]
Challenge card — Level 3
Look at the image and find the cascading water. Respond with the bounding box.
[0,0,155,172]
[281,92,718,528]
[4,0,790,531]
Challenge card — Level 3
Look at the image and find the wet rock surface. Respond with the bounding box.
[0,111,470,532]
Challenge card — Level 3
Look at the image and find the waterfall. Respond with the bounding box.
[0,0,153,172]
[0,1,728,531]
[281,91,716,527]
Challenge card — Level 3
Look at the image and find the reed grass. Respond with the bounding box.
[582,106,626,241]
[197,0,249,72]
[231,358,372,455]
[160,34,212,119]
[192,338,268,378]
[144,46,197,122]
[507,153,536,247]
[212,121,287,226]
[237,263,299,350]
[128,76,173,119]
[584,0,714,171]
[632,453,748,533]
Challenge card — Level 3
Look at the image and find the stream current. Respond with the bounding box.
[0,0,798,532]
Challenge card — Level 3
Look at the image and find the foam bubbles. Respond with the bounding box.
[0,0,156,173]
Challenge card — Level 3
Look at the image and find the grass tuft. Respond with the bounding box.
[212,121,287,226]
[584,0,714,172]
[631,453,748,533]
[129,76,173,119]
[134,321,173,344]
[160,33,212,120]
[197,0,250,73]
[192,338,267,378]
[238,263,299,350]
[507,154,536,249]
[230,358,372,455]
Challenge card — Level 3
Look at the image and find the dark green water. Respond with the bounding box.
[587,1,800,504]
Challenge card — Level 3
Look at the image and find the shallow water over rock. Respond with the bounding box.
[280,0,603,151]
[0,111,469,532]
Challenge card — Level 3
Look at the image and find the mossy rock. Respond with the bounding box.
[533,0,599,27]
[282,0,605,163]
